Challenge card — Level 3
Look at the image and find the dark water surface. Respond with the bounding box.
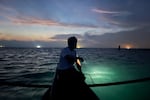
[0,48,150,100]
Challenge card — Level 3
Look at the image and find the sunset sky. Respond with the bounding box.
[0,0,150,48]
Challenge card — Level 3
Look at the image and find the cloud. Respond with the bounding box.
[0,3,19,20]
[1,28,150,48]
[0,33,83,48]
[49,34,83,41]
[3,15,98,29]
[0,0,150,48]
[0,3,98,28]
[92,1,150,29]
[0,3,17,13]
[0,40,66,48]
[0,32,32,41]
[80,27,150,48]
[7,16,61,26]
[0,1,99,28]
[92,8,124,14]
[92,8,132,27]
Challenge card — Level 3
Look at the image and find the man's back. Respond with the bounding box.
[57,47,76,70]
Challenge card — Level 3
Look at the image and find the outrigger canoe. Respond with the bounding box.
[42,70,99,100]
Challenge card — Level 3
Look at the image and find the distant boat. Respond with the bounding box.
[118,45,121,50]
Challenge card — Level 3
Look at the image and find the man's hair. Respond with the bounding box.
[68,36,77,46]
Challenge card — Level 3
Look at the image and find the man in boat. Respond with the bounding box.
[42,36,99,100]
[56,36,84,74]
[50,36,85,99]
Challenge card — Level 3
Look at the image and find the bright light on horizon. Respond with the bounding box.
[77,43,83,48]
[125,45,131,49]
[121,44,133,49]
[0,45,5,48]
[77,45,81,48]
[36,45,41,48]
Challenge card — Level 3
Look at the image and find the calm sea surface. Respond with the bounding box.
[0,48,150,100]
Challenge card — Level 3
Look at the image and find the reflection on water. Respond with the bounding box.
[93,81,150,100]
[0,48,150,100]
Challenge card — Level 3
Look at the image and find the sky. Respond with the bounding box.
[0,0,150,48]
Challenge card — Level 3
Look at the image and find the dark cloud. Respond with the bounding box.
[1,28,150,48]
[50,34,83,41]
[80,28,150,48]
[0,40,66,48]
[0,34,83,48]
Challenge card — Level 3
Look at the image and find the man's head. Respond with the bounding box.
[67,36,77,50]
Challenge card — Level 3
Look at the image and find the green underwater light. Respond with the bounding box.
[82,64,118,84]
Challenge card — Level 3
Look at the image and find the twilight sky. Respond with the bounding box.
[0,0,150,48]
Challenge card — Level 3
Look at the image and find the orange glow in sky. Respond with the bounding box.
[125,45,131,49]
[122,44,134,49]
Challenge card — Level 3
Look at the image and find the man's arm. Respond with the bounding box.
[76,59,82,72]
[76,57,84,72]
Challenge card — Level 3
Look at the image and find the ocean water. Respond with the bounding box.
[0,48,150,100]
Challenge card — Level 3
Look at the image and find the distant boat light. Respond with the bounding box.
[36,45,41,48]
[0,45,4,48]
